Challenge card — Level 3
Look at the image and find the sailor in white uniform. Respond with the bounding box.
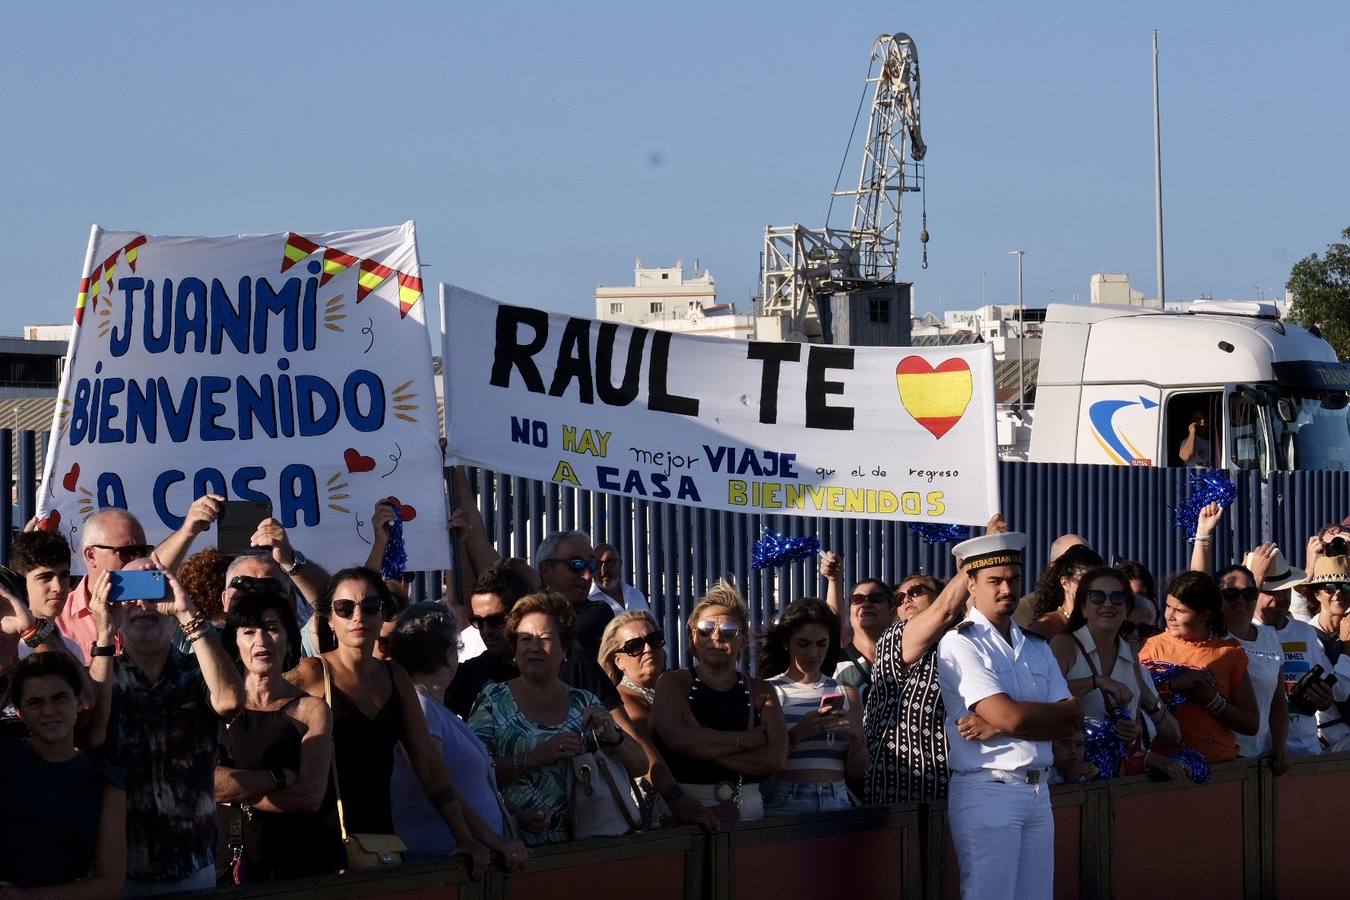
[936,531,1083,900]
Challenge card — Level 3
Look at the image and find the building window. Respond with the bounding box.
[661,273,669,280]
[650,302,664,314]
[609,302,624,315]
[868,298,890,323]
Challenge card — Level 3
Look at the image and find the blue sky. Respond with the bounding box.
[3,1,1347,345]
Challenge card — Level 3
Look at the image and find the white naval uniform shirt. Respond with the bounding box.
[937,606,1071,774]
[589,580,651,616]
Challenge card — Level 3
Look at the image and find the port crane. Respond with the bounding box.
[761,33,927,341]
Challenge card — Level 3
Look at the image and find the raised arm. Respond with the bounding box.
[152,494,223,574]
[250,518,329,607]
[78,574,117,750]
[901,573,970,666]
[1189,502,1223,575]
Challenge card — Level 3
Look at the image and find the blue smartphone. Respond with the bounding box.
[108,570,167,602]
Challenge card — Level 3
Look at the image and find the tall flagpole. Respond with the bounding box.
[1153,30,1166,306]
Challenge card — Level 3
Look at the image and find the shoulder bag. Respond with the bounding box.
[321,658,408,869]
[1071,633,1150,776]
[567,706,643,838]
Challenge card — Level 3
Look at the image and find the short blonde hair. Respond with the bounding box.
[599,610,661,683]
[686,580,750,650]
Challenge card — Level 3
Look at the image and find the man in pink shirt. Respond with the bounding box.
[56,509,152,662]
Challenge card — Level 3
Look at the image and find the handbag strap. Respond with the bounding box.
[319,658,351,841]
[596,754,641,831]
[1069,633,1103,680]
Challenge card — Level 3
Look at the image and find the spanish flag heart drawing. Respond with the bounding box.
[895,356,973,439]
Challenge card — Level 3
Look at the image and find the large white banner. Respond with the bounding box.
[442,287,999,524]
[38,223,450,571]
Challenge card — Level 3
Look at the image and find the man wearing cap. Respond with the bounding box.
[1248,544,1348,755]
[936,532,1083,900]
[1294,553,1350,751]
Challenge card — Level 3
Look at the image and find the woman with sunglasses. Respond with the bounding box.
[217,588,344,882]
[1049,567,1182,776]
[758,599,865,816]
[1296,554,1350,751]
[599,611,670,825]
[289,567,491,877]
[1139,571,1260,764]
[1214,564,1291,772]
[652,581,788,821]
[470,592,647,845]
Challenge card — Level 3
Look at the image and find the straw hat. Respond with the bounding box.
[1241,548,1306,592]
[1295,555,1350,595]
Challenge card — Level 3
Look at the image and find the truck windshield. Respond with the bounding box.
[1272,391,1350,470]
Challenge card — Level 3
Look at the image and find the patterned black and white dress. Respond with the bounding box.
[862,617,950,803]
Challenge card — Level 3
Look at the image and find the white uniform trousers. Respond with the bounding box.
[947,770,1054,900]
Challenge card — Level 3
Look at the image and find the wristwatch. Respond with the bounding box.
[270,767,289,789]
[283,550,307,575]
[658,783,685,805]
[90,643,116,658]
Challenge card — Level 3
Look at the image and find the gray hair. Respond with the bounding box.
[534,529,592,570]
[81,508,144,552]
[224,553,288,583]
[389,602,460,676]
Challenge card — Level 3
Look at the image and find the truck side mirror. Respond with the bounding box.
[1276,398,1297,422]
[1323,392,1349,411]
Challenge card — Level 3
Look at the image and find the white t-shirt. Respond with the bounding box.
[1265,617,1344,756]
[1232,624,1286,758]
[459,625,486,662]
[589,581,651,616]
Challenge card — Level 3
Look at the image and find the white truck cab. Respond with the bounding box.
[1016,302,1350,473]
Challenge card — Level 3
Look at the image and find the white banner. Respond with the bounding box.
[442,287,999,524]
[38,223,450,572]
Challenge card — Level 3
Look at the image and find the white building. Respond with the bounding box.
[1090,273,1159,308]
[912,304,1040,361]
[595,260,754,339]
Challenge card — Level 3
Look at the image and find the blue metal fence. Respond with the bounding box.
[5,427,1344,668]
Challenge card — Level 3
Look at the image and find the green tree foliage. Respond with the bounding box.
[1287,227,1350,360]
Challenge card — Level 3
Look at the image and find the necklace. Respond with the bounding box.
[620,676,655,705]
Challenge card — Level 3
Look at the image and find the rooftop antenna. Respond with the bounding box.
[1152,30,1166,306]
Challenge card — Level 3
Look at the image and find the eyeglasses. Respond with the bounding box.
[229,575,285,595]
[1220,587,1260,604]
[851,591,892,605]
[90,543,153,561]
[1316,582,1350,595]
[894,584,933,601]
[1118,621,1159,640]
[617,631,666,657]
[546,557,599,574]
[331,596,392,620]
[695,620,741,641]
[469,612,508,630]
[1085,589,1129,606]
[598,559,623,570]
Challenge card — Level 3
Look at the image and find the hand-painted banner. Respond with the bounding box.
[39,222,449,572]
[441,286,1000,524]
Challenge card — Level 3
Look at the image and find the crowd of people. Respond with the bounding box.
[1,479,1349,898]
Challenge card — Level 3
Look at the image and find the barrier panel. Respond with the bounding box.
[207,755,1350,900]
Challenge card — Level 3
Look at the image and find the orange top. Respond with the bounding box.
[1139,631,1249,763]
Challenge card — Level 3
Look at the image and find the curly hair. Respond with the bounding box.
[505,591,576,653]
[1028,544,1104,618]
[757,598,840,679]
[598,610,661,683]
[178,548,231,622]
[9,530,71,575]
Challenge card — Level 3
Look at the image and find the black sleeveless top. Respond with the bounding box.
[329,663,405,834]
[221,699,343,880]
[656,665,762,785]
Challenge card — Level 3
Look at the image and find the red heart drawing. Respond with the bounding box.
[344,448,376,473]
[385,496,417,521]
[62,463,81,492]
[38,510,61,532]
[895,356,974,440]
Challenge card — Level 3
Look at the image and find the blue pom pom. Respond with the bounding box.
[1168,748,1212,784]
[1173,469,1237,538]
[380,501,408,582]
[752,528,821,570]
[908,523,972,544]
[1082,708,1130,780]
[1142,660,1193,711]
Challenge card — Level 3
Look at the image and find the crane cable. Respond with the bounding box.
[825,53,878,228]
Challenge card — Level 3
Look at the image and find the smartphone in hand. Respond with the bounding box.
[217,500,273,555]
[108,570,167,602]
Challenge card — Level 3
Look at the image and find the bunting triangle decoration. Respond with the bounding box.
[357,259,395,302]
[74,235,145,325]
[319,248,359,286]
[396,272,423,318]
[124,235,147,272]
[280,232,321,273]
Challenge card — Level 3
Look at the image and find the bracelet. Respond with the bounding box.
[19,622,41,642]
[602,729,625,748]
[1191,535,1214,544]
[658,783,686,805]
[1205,691,1228,715]
[429,785,457,808]
[186,628,210,644]
[181,612,209,637]
[22,620,55,649]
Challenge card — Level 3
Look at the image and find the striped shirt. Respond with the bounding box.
[768,674,849,773]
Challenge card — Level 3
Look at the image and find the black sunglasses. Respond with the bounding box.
[332,596,392,621]
[894,584,933,601]
[1085,589,1129,606]
[469,612,508,630]
[617,631,665,657]
[90,543,154,561]
[547,556,599,574]
[1219,587,1259,604]
[229,575,285,595]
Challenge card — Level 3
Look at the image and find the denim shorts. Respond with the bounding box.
[763,778,854,816]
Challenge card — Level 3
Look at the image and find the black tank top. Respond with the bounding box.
[656,665,762,785]
[329,663,405,834]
